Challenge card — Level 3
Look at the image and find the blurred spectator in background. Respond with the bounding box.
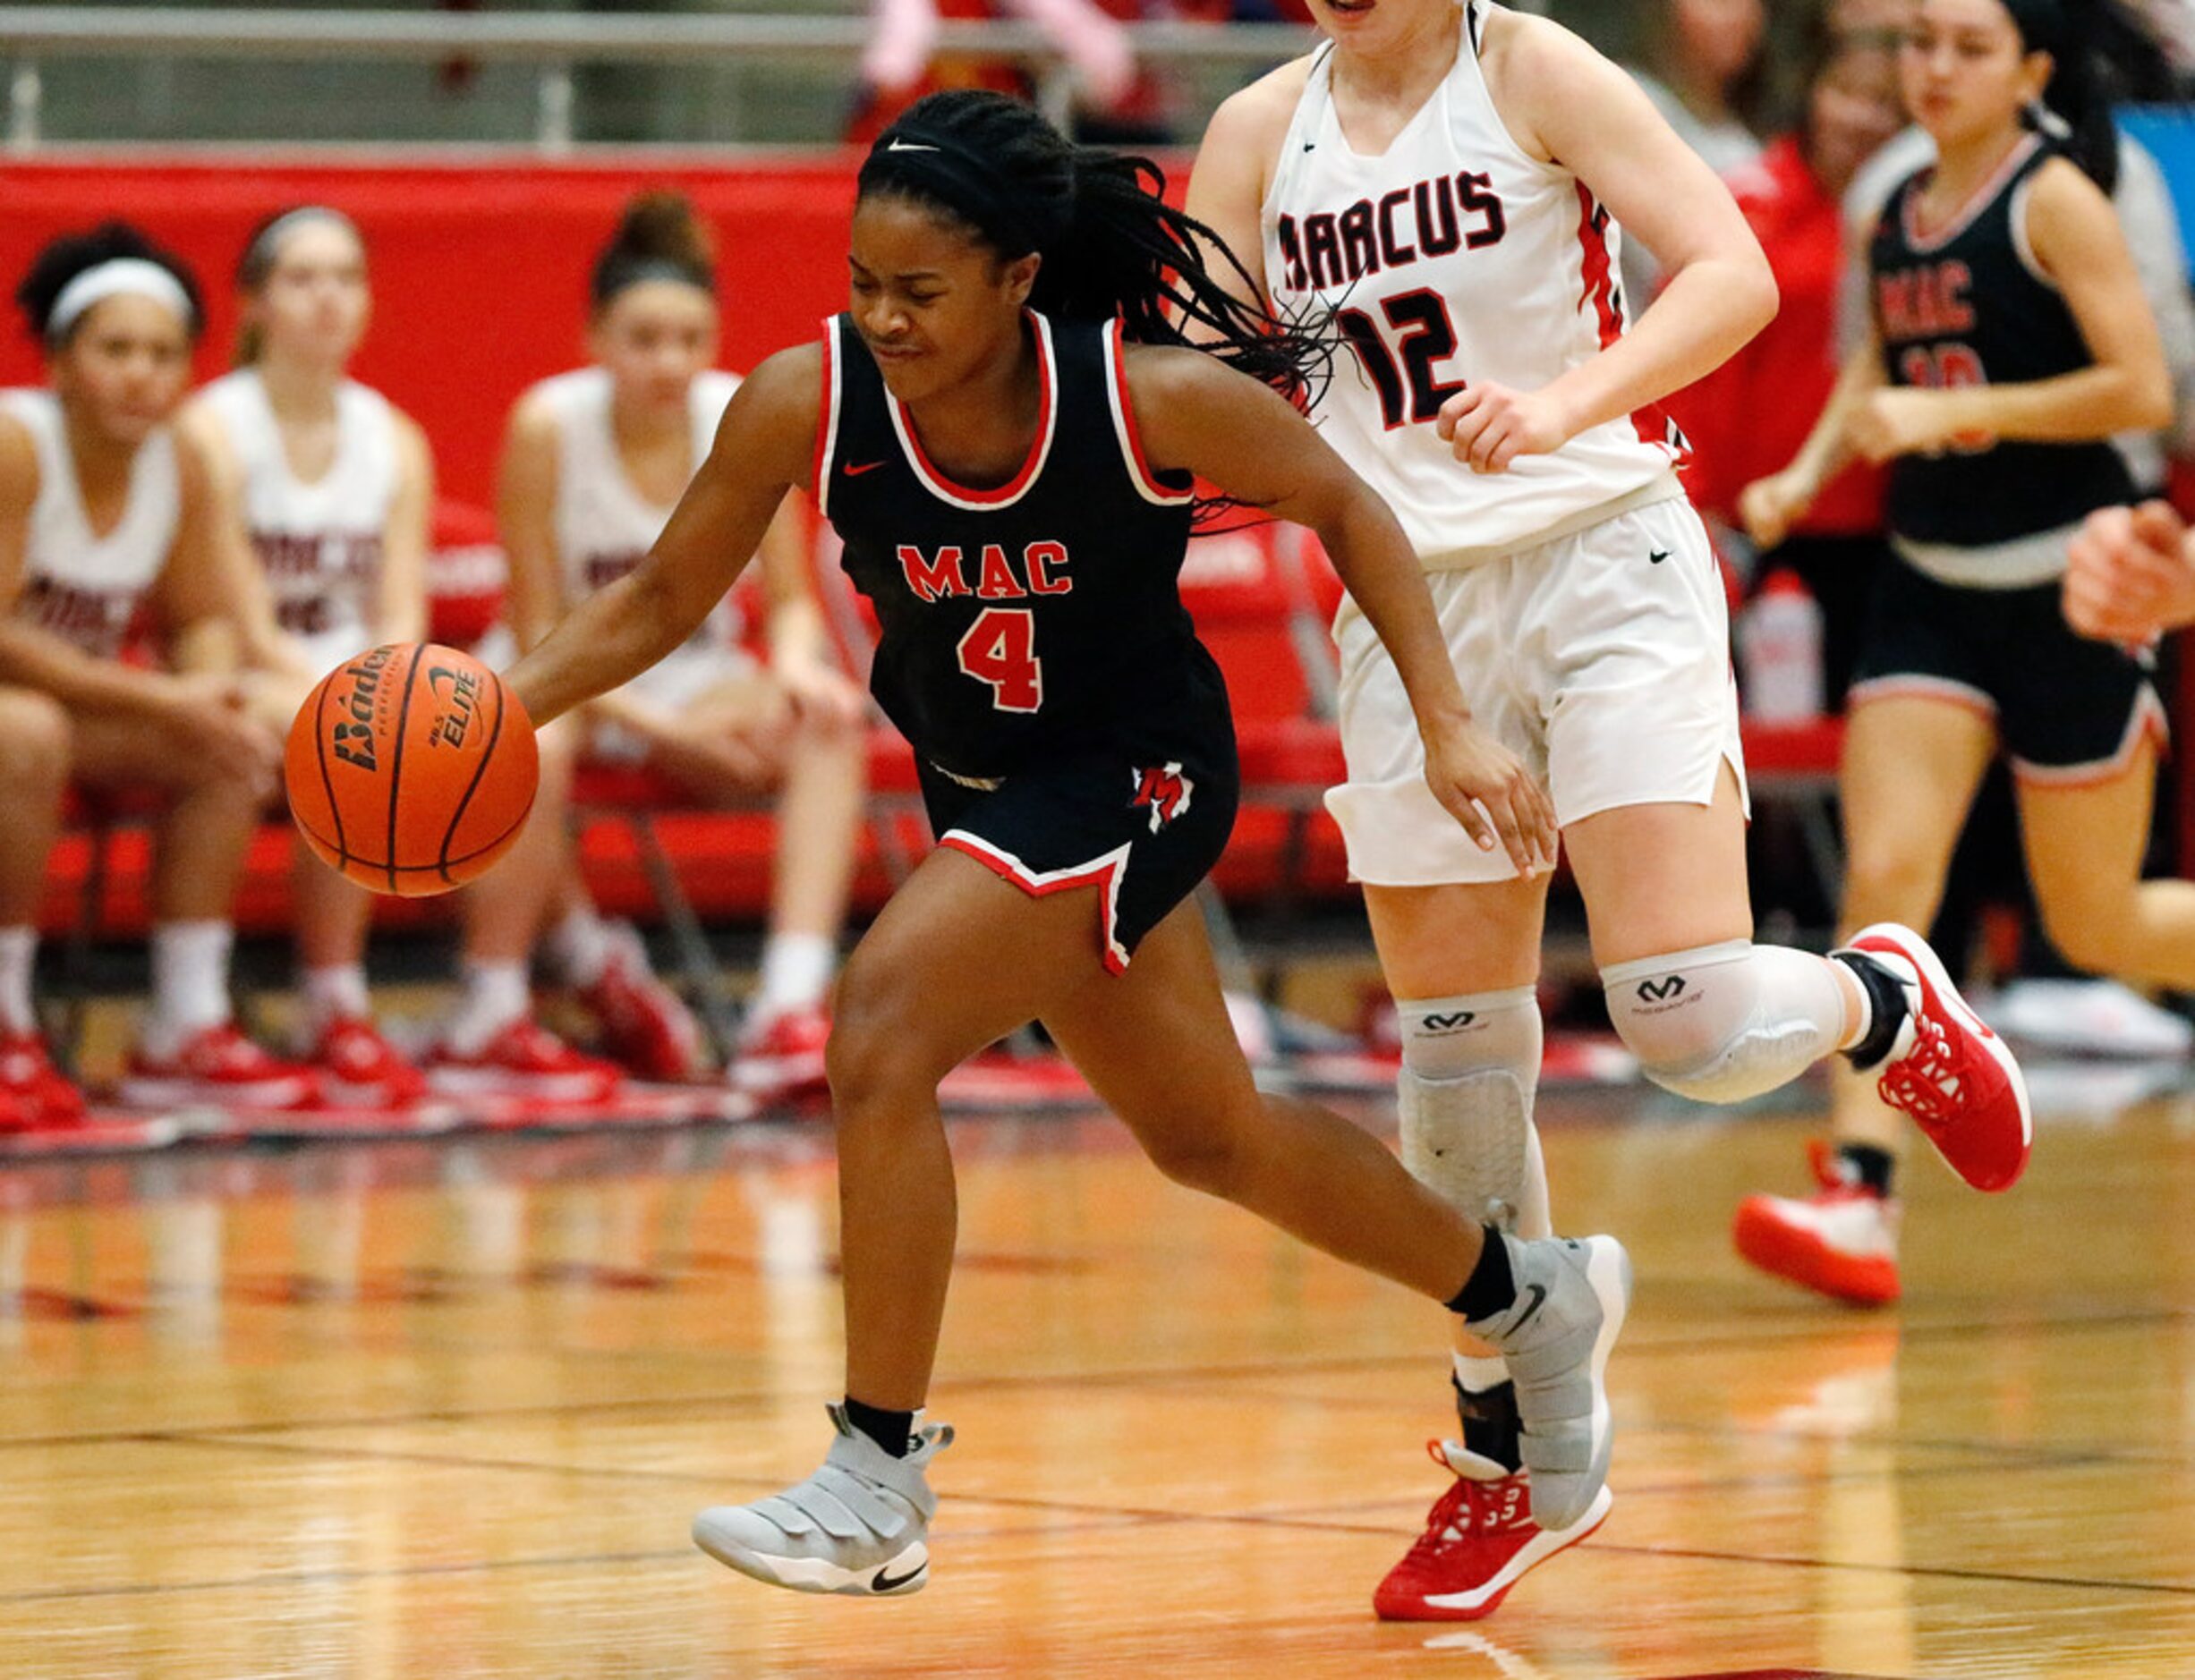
[1622,0,1772,302]
[851,0,1312,146]
[1672,18,1904,703]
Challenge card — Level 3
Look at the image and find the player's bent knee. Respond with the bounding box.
[0,689,71,790]
[1603,941,1845,1106]
[1137,1113,1249,1199]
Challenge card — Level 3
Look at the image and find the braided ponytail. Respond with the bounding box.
[858,90,1335,514]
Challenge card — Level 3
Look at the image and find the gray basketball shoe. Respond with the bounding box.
[692,1404,954,1596]
[1461,1233,1632,1531]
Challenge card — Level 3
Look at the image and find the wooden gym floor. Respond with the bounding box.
[1,1070,2191,1678]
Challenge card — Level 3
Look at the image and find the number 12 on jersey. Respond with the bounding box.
[1337,289,1468,430]
[957,607,1042,712]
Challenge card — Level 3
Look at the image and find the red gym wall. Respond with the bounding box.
[0,155,881,505]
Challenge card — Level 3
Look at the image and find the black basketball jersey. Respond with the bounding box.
[816,310,1223,780]
[1871,135,2134,551]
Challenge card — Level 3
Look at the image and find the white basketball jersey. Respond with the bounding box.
[197,369,398,658]
[0,387,177,659]
[532,366,744,660]
[1263,4,1685,563]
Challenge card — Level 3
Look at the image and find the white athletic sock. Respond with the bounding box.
[142,921,234,1059]
[302,963,371,1035]
[0,927,35,1035]
[543,905,617,990]
[753,931,836,1023]
[447,961,531,1056]
[1453,1351,1509,1395]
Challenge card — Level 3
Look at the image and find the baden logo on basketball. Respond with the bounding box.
[328,643,398,773]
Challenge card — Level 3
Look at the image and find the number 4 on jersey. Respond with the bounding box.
[957,607,1042,712]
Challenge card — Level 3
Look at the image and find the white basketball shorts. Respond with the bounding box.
[1327,491,1748,886]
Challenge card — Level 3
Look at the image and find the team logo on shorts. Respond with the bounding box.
[1130,762,1194,833]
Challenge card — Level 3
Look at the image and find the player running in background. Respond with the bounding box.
[501,88,1632,1602]
[0,223,318,1122]
[1186,0,2030,1621]
[1734,0,2181,1303]
[494,193,867,1099]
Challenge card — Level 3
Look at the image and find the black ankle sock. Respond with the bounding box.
[1837,1142,1896,1198]
[1835,952,1909,1071]
[1453,1375,1524,1473]
[843,1396,915,1459]
[1444,1225,1515,1322]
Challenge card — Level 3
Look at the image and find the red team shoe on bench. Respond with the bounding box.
[1374,1439,1612,1621]
[306,1018,431,1107]
[1841,922,2032,1192]
[119,1023,319,1112]
[0,1032,89,1131]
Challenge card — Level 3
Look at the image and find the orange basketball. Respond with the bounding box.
[284,642,539,897]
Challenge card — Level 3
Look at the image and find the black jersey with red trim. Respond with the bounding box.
[1870,136,2134,549]
[815,310,1223,780]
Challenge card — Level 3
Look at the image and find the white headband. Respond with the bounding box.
[47,258,194,343]
[246,206,361,275]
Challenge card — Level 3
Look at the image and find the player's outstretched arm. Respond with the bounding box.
[504,344,818,730]
[2065,501,2195,643]
[1128,345,1557,874]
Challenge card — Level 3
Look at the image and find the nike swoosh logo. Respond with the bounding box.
[845,460,887,477]
[1648,550,1670,564]
[871,1559,925,1592]
[1302,140,1316,152]
[1509,1281,1548,1331]
[887,138,939,153]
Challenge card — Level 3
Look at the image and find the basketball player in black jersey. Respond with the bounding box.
[1736,0,2186,1301]
[502,89,1638,1599]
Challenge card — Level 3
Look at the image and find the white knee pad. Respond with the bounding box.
[1395,987,1552,1237]
[1603,940,1845,1105]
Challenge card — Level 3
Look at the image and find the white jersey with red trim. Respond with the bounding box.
[529,366,744,658]
[197,369,397,660]
[1261,2,1685,564]
[0,386,177,660]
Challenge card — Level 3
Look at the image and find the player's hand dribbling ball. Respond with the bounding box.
[284,642,539,896]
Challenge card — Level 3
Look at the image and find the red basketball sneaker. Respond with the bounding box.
[120,1024,319,1111]
[427,1018,622,1103]
[0,1031,88,1130]
[1733,1140,1901,1304]
[1841,922,2031,1192]
[306,1018,431,1107]
[729,1006,831,1107]
[1373,1440,1612,1622]
[580,928,706,1083]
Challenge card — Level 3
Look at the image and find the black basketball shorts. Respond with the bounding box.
[1851,555,2168,784]
[918,729,1240,974]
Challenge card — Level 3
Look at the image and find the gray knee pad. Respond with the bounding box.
[1394,983,1551,1236]
[1603,940,1845,1104]
[1399,1066,1540,1233]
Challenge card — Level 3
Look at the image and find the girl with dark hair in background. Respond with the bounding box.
[1735,0,2181,1304]
[0,223,319,1123]
[491,192,867,1100]
[502,88,1634,1601]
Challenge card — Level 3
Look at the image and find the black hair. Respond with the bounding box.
[15,220,204,346]
[233,204,365,366]
[590,191,717,312]
[857,89,1333,523]
[1642,0,1773,138]
[2004,0,2131,194]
